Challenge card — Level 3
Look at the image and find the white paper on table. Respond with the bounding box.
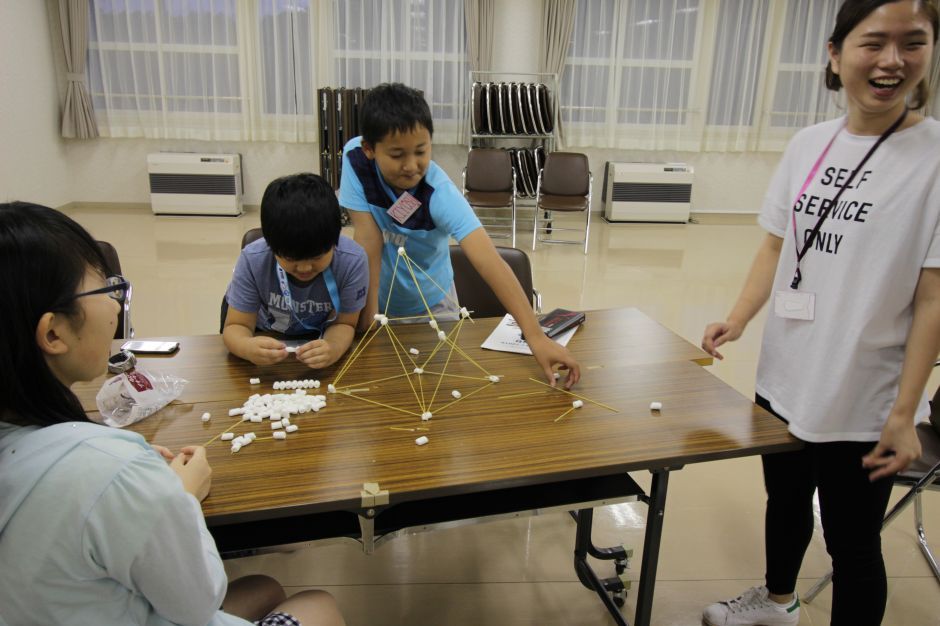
[480,314,578,355]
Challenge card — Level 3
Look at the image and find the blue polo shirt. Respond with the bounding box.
[338,136,481,316]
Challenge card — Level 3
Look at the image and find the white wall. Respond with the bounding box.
[8,0,779,213]
[0,1,71,207]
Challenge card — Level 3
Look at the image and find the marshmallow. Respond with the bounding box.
[373,313,384,321]
[488,375,500,383]
[572,400,584,409]
[285,346,297,353]
[201,412,211,422]
[649,401,662,411]
[271,421,283,430]
[285,424,299,433]
[409,348,420,355]
[220,432,234,441]
[415,436,429,446]
[281,417,291,427]
[249,377,261,385]
[245,432,257,441]
[437,330,447,341]
[228,408,245,417]
[413,367,424,375]
[429,319,439,330]
[379,316,389,326]
[459,306,470,319]
[250,415,263,423]
[421,411,433,421]
[553,372,561,380]
[397,246,406,256]
[328,384,336,393]
[273,431,287,440]
[451,389,462,399]
[230,442,242,453]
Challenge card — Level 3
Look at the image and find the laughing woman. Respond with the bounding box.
[700,1,940,625]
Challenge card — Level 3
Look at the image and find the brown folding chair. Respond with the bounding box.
[220,228,265,332]
[97,241,133,339]
[804,380,940,602]
[462,149,517,247]
[532,152,592,255]
[449,244,540,318]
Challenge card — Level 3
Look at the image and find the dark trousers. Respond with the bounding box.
[756,395,894,626]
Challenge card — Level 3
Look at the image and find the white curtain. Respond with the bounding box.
[561,0,843,153]
[333,0,468,144]
[464,0,494,72]
[87,0,321,142]
[58,0,99,138]
[539,0,576,148]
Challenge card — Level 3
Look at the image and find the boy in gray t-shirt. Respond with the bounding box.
[223,173,368,370]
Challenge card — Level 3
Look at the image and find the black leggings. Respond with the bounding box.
[756,395,894,626]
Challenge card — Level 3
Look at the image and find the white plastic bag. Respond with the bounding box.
[94,368,187,428]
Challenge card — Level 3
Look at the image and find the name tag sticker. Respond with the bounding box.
[774,290,815,321]
[387,192,422,225]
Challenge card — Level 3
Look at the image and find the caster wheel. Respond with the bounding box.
[612,595,625,607]
[615,559,627,575]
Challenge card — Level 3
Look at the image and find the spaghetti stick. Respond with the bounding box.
[343,390,423,418]
[203,416,248,447]
[430,380,494,416]
[527,378,619,413]
[497,390,549,400]
[554,407,575,423]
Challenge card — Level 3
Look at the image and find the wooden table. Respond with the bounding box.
[74,308,798,626]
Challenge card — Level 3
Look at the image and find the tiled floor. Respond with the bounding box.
[65,205,940,625]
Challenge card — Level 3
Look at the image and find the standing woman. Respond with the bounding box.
[0,203,344,626]
[700,1,940,625]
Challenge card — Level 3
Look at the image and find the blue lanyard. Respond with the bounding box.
[275,263,340,335]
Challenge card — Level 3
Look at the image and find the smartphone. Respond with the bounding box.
[120,340,180,354]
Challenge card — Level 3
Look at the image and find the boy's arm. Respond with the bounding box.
[222,307,288,365]
[349,209,383,331]
[459,228,580,389]
[295,311,358,370]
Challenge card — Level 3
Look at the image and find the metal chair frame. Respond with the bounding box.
[532,166,592,255]
[462,149,518,247]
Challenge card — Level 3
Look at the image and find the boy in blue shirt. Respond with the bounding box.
[224,173,368,370]
[339,83,579,388]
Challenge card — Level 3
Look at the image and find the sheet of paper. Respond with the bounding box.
[480,314,578,355]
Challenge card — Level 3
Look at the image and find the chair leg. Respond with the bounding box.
[511,197,517,249]
[914,493,940,582]
[803,570,833,603]
[531,205,538,251]
[583,208,591,254]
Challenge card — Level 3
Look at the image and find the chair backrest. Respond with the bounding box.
[465,149,513,193]
[97,241,132,339]
[449,245,535,318]
[931,383,940,435]
[220,228,265,333]
[540,152,590,197]
[241,227,263,249]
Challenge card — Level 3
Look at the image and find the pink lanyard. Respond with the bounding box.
[788,110,907,290]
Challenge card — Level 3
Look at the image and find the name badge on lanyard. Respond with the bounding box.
[387,191,422,225]
[775,110,906,323]
[774,290,815,321]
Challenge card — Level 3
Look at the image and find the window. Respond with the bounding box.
[87,0,320,141]
[560,0,842,152]
[333,0,467,142]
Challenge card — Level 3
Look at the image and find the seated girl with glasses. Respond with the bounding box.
[0,202,345,626]
[223,173,368,370]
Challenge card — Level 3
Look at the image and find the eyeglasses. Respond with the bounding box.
[71,275,131,304]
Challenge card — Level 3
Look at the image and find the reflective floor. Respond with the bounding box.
[65,205,940,625]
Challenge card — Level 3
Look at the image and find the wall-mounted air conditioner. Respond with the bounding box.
[602,162,693,223]
[147,153,243,216]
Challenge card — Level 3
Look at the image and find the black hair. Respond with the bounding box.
[359,83,434,146]
[0,202,110,426]
[260,173,342,260]
[826,0,939,109]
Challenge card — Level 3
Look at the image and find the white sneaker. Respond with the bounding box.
[702,586,800,626]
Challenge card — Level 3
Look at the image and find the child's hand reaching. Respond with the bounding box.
[245,336,289,366]
[295,339,339,370]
